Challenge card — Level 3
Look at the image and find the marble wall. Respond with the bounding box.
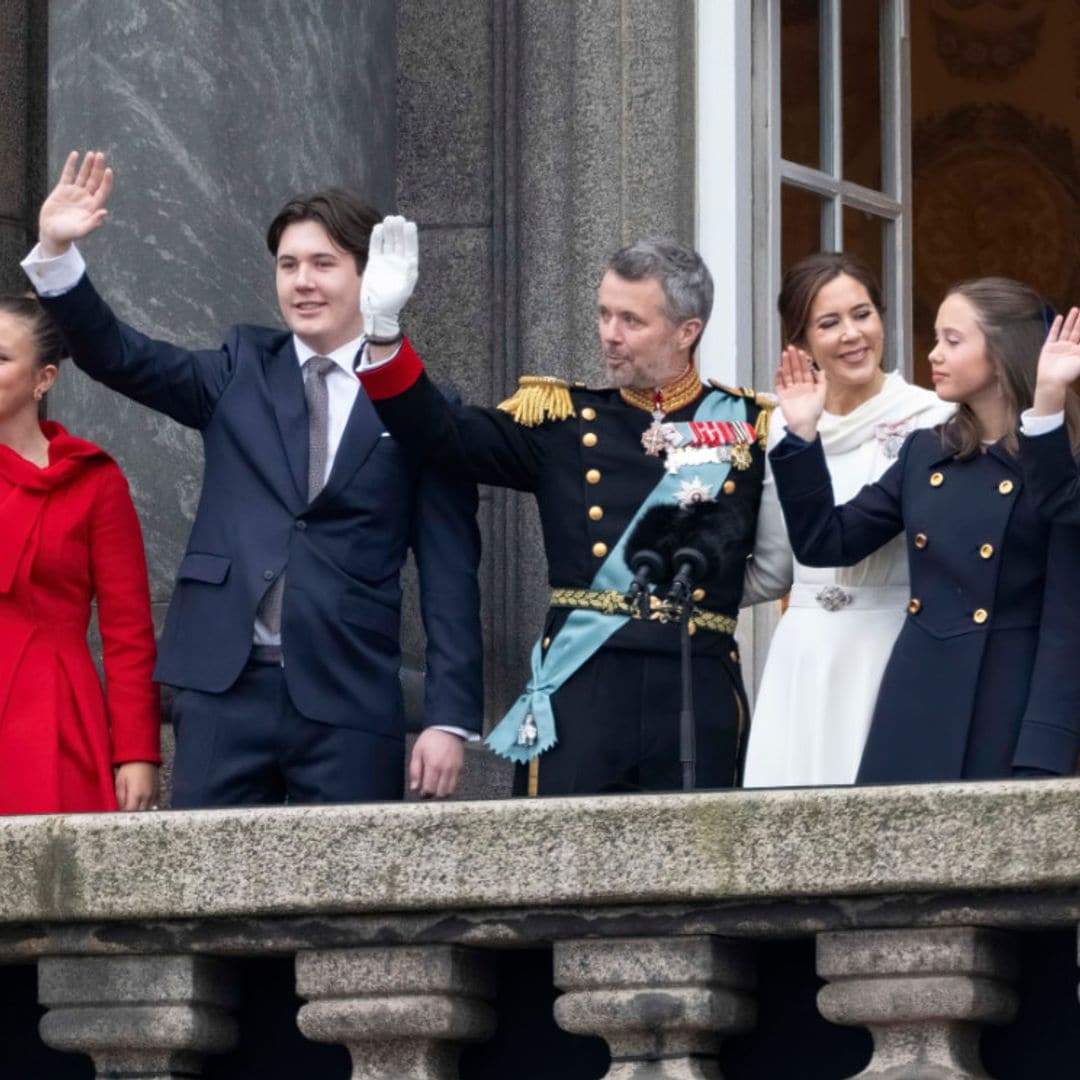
[46,0,396,622]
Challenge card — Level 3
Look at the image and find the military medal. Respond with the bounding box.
[675,475,715,508]
[641,390,669,456]
[516,713,538,747]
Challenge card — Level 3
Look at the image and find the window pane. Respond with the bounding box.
[843,207,890,366]
[782,183,828,274]
[781,0,820,169]
[842,0,882,190]
[843,206,884,287]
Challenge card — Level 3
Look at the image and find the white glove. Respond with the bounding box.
[361,215,418,341]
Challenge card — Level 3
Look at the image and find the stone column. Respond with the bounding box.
[817,928,1018,1078]
[553,936,756,1079]
[37,955,238,1079]
[0,0,46,292]
[296,945,496,1079]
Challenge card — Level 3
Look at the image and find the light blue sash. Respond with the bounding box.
[486,390,750,764]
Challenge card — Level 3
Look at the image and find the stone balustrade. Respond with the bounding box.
[3,780,1080,1077]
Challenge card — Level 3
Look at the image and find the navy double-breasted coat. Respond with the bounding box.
[770,428,1080,782]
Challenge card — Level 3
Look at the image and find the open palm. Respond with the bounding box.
[39,151,113,255]
[775,345,827,440]
[1037,308,1080,388]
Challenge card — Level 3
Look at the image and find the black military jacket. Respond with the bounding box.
[367,363,769,656]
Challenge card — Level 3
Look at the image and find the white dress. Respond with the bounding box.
[741,372,954,787]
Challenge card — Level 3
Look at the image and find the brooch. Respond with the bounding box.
[874,419,914,460]
[815,585,853,612]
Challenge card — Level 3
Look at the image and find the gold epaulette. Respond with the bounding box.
[497,375,576,427]
[708,381,777,445]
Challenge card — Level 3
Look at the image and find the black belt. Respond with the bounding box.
[249,644,283,665]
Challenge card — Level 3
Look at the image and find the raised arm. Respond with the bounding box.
[357,216,545,490]
[26,151,234,428]
[1019,307,1080,524]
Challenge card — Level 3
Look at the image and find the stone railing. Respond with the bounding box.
[3,780,1080,1078]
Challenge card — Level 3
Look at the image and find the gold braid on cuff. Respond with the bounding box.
[549,588,737,635]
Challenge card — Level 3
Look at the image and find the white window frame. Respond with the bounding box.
[751,0,913,387]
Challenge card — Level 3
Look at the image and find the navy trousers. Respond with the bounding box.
[170,660,405,808]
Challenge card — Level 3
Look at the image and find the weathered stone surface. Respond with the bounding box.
[396,0,493,226]
[46,0,396,601]
[554,936,754,1078]
[38,954,238,1078]
[296,946,494,1080]
[3,781,1080,924]
[817,928,1018,1079]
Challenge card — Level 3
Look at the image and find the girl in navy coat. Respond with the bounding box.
[769,278,1080,783]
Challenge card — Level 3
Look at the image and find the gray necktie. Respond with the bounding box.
[256,355,336,636]
[304,354,336,500]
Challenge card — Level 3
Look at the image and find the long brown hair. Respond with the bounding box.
[940,277,1080,458]
[777,252,885,347]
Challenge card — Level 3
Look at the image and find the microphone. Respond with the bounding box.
[623,506,683,609]
[624,549,666,613]
[667,547,708,607]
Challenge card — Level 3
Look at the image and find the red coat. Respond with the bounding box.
[0,422,160,814]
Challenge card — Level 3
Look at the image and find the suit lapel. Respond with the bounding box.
[264,337,309,505]
[318,384,383,504]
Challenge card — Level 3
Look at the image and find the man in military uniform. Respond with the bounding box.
[357,219,773,795]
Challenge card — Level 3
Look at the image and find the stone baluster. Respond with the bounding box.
[296,945,495,1079]
[817,927,1018,1078]
[37,954,239,1079]
[552,935,756,1079]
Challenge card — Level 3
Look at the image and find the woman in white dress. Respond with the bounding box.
[742,253,953,787]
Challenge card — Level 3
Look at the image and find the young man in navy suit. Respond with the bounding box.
[23,151,483,807]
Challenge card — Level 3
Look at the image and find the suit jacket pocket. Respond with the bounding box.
[177,552,231,584]
[339,593,400,643]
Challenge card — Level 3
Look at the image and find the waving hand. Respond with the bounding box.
[39,151,114,257]
[775,345,827,441]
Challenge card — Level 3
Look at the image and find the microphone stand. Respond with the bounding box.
[668,548,707,793]
[678,598,696,792]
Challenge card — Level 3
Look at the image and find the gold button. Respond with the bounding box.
[998,479,1014,495]
[914,533,928,549]
[692,588,706,602]
[687,620,697,636]
[588,505,603,521]
[930,472,944,487]
[722,479,736,494]
[973,608,988,624]
[581,406,596,421]
[582,432,598,448]
[979,543,994,559]
[730,650,739,663]
[592,541,608,558]
[908,598,921,614]
[542,636,551,648]
[586,468,601,484]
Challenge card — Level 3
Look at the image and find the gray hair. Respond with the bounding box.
[605,238,714,329]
